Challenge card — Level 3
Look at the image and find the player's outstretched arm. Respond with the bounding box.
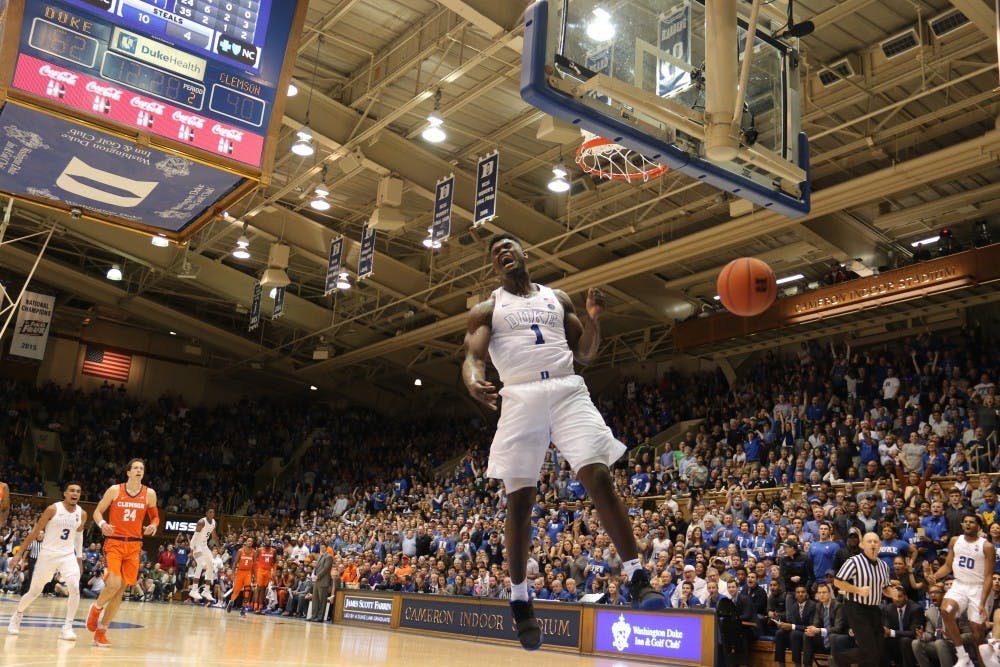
[0,482,10,528]
[462,299,497,410]
[558,287,603,365]
[93,485,119,536]
[10,505,55,569]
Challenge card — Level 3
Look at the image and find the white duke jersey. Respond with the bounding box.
[488,285,574,385]
[952,535,988,585]
[192,517,216,550]
[40,502,82,558]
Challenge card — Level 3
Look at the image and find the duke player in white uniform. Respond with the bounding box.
[7,482,87,641]
[187,506,220,603]
[928,513,995,667]
[463,233,665,651]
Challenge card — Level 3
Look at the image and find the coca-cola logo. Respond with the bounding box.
[130,97,165,115]
[211,124,244,142]
[85,81,123,100]
[39,65,78,85]
[171,111,204,128]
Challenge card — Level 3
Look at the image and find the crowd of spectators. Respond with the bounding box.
[1,320,999,667]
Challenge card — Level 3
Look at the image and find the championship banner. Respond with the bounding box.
[272,286,285,320]
[658,4,691,97]
[9,290,55,360]
[358,224,376,280]
[248,282,262,332]
[473,152,499,226]
[324,236,344,295]
[432,174,454,242]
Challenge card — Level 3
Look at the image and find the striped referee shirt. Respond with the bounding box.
[835,552,890,606]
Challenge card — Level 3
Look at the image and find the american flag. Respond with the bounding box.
[81,346,131,382]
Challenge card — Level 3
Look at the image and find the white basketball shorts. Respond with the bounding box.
[945,580,992,624]
[487,374,626,481]
[33,551,80,587]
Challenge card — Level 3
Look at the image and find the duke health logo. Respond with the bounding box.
[611,613,631,652]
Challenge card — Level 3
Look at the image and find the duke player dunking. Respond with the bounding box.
[928,513,995,667]
[463,233,665,651]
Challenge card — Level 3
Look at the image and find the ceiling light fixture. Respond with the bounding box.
[335,271,351,290]
[310,186,331,211]
[586,8,616,41]
[106,264,123,281]
[548,164,571,192]
[422,89,447,143]
[291,130,314,156]
[169,330,177,336]
[232,223,251,259]
[414,378,423,387]
[151,233,169,247]
[309,385,318,391]
[287,82,298,97]
[910,235,940,247]
[775,273,805,285]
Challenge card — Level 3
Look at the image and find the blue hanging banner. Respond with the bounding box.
[324,236,344,295]
[272,286,285,320]
[658,4,692,97]
[248,282,262,332]
[359,224,376,280]
[473,152,499,226]
[432,174,454,243]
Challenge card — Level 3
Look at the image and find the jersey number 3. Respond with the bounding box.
[957,555,976,569]
[60,528,71,540]
[530,324,545,345]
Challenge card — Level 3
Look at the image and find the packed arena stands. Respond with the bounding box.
[2,325,998,664]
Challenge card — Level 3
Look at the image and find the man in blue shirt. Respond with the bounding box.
[877,524,915,575]
[978,489,1000,528]
[808,523,840,581]
[629,464,651,497]
[919,501,949,561]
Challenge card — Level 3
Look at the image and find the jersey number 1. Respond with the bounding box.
[530,324,545,345]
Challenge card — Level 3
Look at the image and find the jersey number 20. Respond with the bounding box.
[957,555,976,569]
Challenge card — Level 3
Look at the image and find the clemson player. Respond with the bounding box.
[253,540,277,613]
[228,537,256,616]
[87,459,158,647]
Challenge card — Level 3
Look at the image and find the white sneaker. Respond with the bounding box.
[58,625,77,641]
[201,586,216,603]
[7,611,23,635]
[954,654,974,667]
[189,587,202,601]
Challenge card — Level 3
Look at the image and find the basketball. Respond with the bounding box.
[716,258,777,317]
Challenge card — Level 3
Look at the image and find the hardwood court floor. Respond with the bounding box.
[0,596,644,667]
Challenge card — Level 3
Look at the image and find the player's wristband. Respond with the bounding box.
[98,520,108,529]
[147,507,159,525]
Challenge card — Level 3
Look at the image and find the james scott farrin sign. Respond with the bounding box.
[342,594,393,626]
[594,610,706,664]
[0,103,244,233]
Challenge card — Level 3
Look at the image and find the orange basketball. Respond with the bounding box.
[716,258,777,317]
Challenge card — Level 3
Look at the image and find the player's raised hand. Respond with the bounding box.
[586,287,605,320]
[468,379,498,410]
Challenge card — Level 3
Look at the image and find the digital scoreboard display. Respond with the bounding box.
[10,0,299,169]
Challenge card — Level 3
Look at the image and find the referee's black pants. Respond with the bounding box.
[835,600,883,667]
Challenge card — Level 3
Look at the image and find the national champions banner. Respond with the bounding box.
[272,286,285,320]
[358,224,376,280]
[248,282,262,332]
[658,4,691,97]
[10,290,55,360]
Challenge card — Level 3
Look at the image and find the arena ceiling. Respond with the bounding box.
[0,0,998,415]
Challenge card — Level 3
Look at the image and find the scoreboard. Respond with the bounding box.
[0,0,305,239]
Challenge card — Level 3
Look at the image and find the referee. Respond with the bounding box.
[833,531,893,667]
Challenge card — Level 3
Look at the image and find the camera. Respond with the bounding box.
[69,208,82,219]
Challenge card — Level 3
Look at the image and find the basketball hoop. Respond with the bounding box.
[575,131,669,183]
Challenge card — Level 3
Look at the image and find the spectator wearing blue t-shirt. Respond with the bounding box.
[629,464,651,496]
[877,524,915,575]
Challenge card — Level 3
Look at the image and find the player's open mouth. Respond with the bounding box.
[499,255,516,269]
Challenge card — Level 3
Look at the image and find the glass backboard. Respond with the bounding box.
[522,0,811,217]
